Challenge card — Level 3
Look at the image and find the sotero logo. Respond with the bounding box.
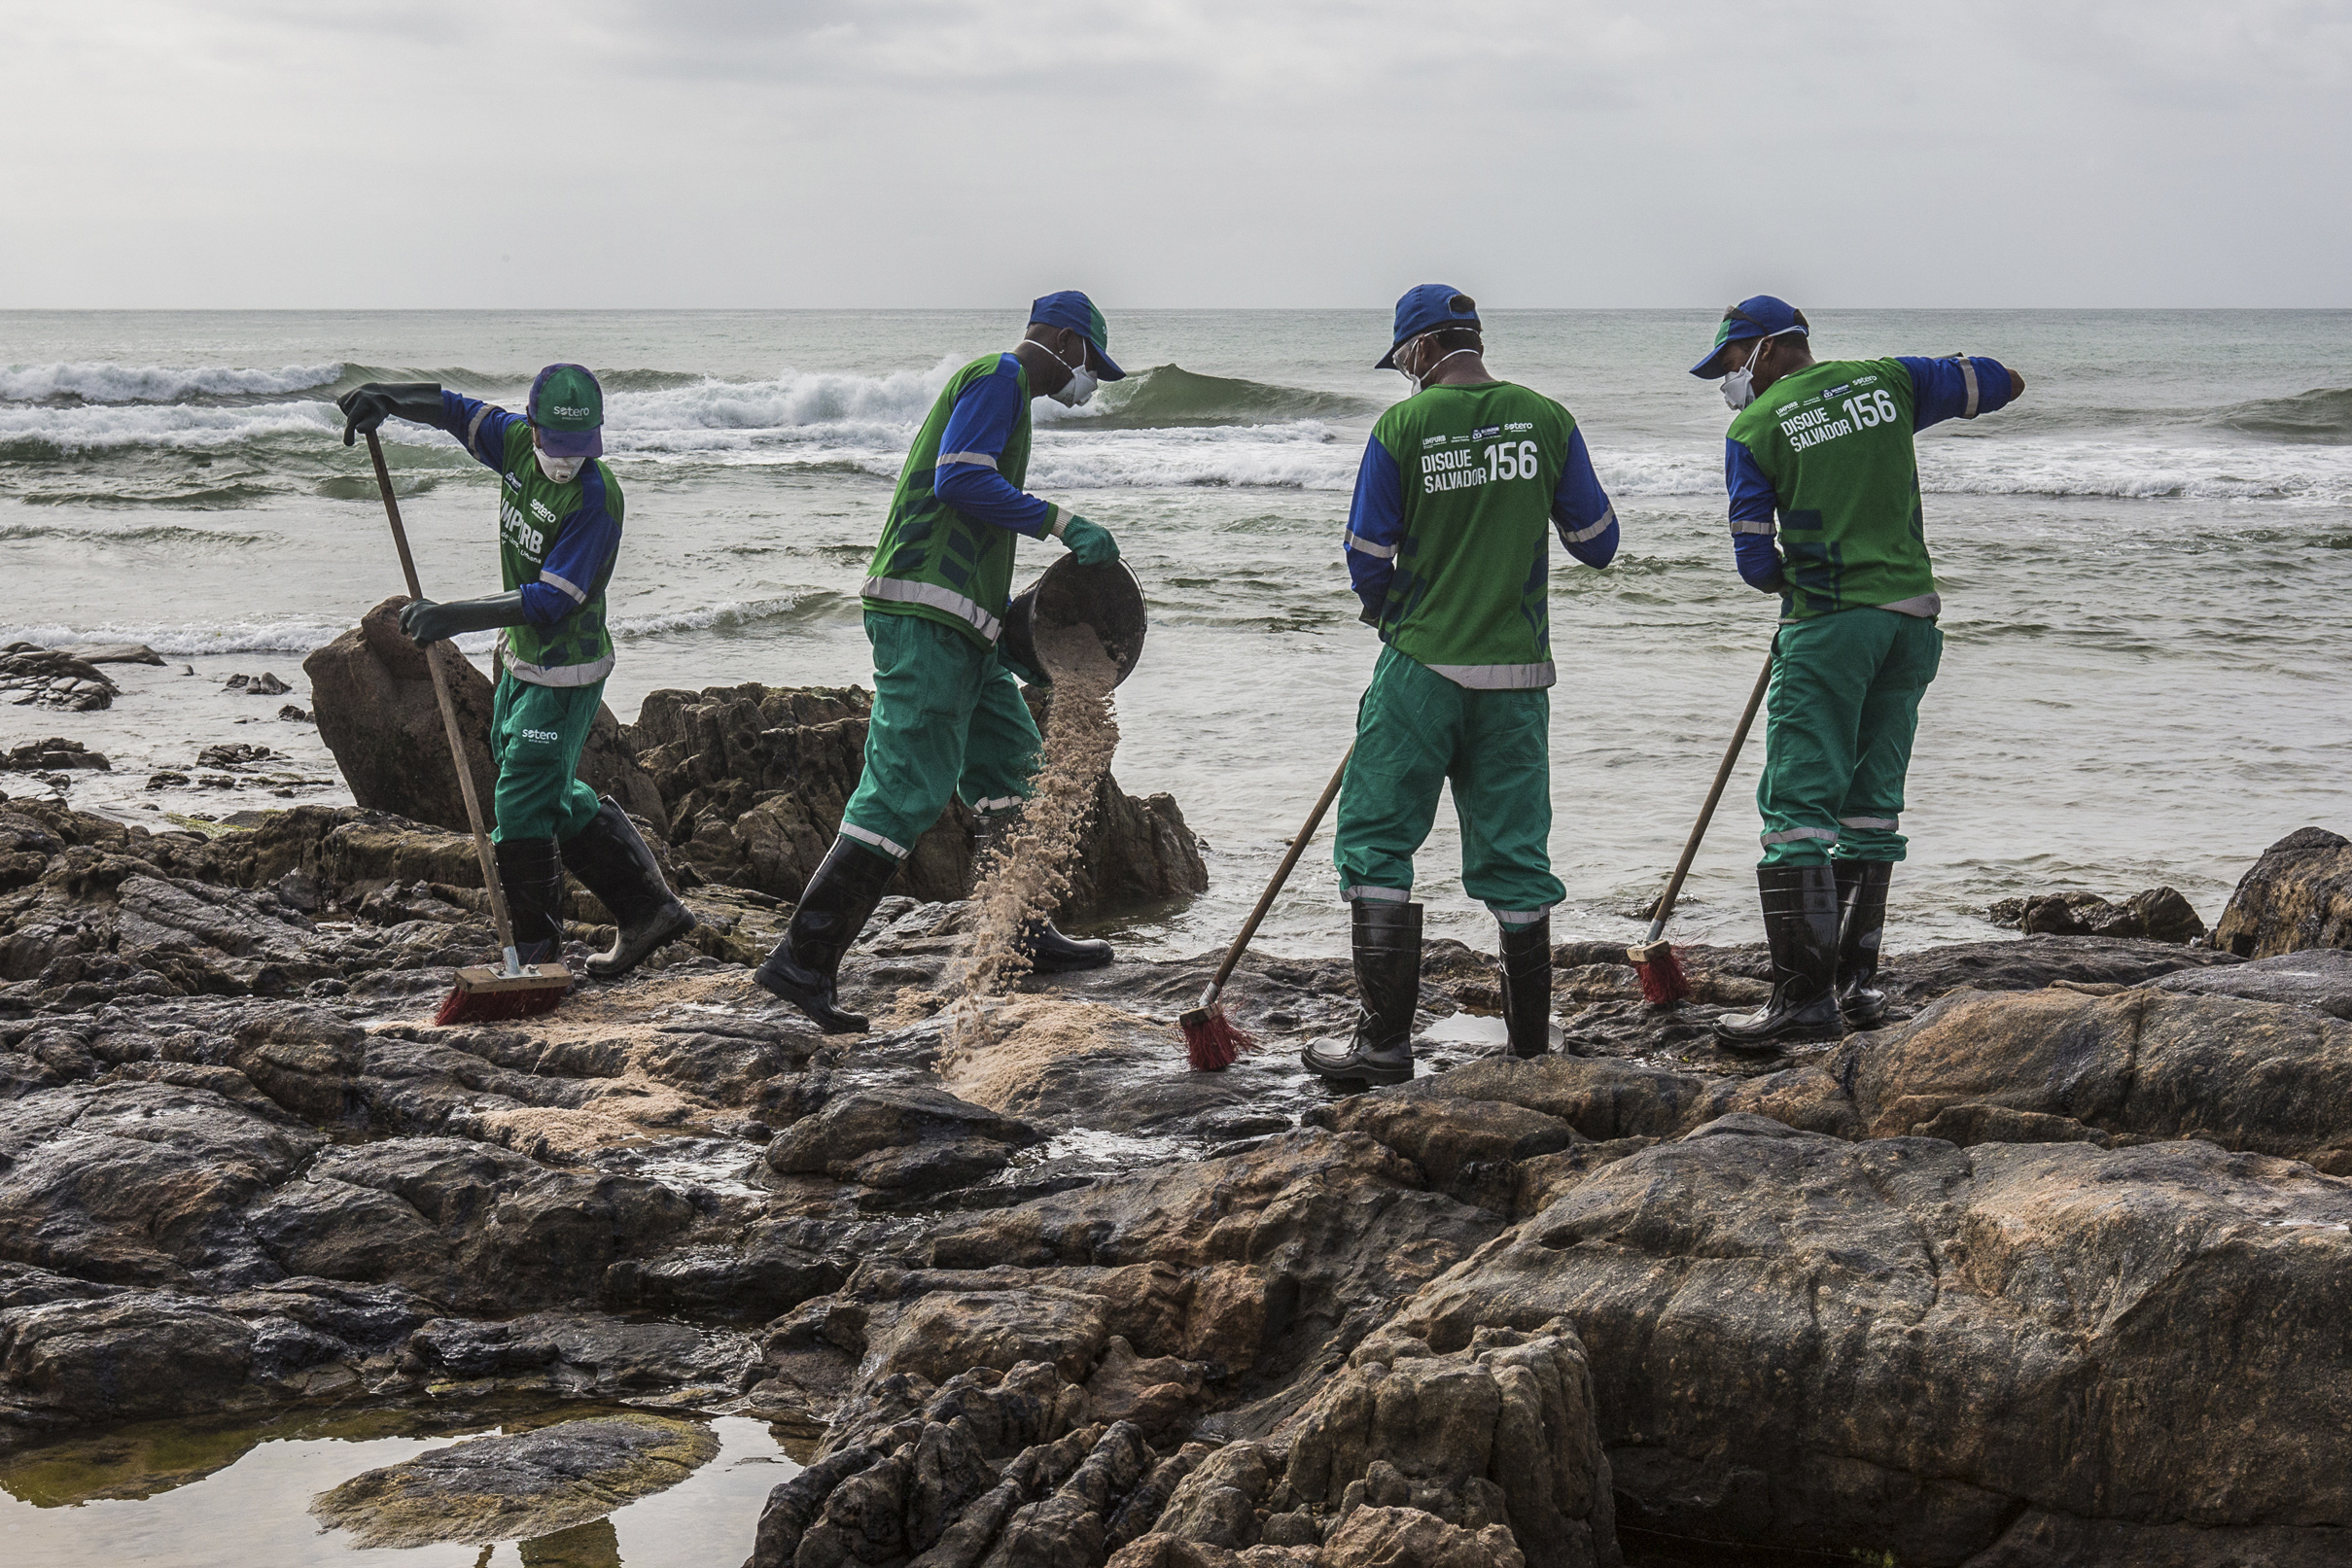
[551,404,591,418]
[520,727,561,744]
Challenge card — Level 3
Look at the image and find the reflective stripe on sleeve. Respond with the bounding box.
[1423,661,1558,690]
[1761,826,1839,845]
[839,821,911,860]
[466,405,492,455]
[1344,530,1398,559]
[937,450,999,469]
[1731,515,1776,536]
[539,569,587,604]
[860,575,1003,642]
[1839,816,1899,830]
[1954,355,1981,419]
[1343,885,1412,903]
[1560,505,1614,544]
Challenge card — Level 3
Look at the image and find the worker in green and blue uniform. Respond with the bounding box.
[1688,296,2025,1048]
[337,368,694,979]
[755,293,1125,1034]
[1306,286,1621,1088]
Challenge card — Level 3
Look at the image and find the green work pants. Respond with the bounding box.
[489,672,605,844]
[1757,608,1943,867]
[1333,645,1564,926]
[838,610,1042,863]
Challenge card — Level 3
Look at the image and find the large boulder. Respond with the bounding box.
[2211,826,2352,958]
[622,680,1206,918]
[1389,1119,2352,1566]
[303,596,663,835]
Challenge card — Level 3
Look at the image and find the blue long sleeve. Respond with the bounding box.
[1725,437,1785,593]
[1343,436,1404,614]
[439,390,527,471]
[933,356,1058,537]
[1897,355,2017,431]
[1550,427,1618,567]
[521,462,621,626]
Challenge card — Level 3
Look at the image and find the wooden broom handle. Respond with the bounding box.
[1643,639,1776,943]
[1202,746,1352,1000]
[366,432,521,960]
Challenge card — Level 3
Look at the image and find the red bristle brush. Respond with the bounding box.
[1180,748,1352,1070]
[365,433,572,1026]
[1629,641,1777,1006]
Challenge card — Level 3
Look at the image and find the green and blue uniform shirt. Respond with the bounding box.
[435,390,622,686]
[862,352,1075,647]
[1343,382,1618,689]
[1725,355,2014,619]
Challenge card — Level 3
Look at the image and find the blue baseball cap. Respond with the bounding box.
[1028,291,1125,381]
[1689,296,1808,377]
[1377,284,1481,368]
[528,364,605,457]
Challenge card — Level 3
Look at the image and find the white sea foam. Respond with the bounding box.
[0,618,351,656]
[607,359,959,434]
[0,400,341,452]
[0,362,342,403]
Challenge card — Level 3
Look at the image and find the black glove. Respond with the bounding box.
[338,382,444,446]
[399,592,529,645]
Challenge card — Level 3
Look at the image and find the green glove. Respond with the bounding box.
[1060,515,1119,567]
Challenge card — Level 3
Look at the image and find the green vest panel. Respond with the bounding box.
[493,424,620,686]
[1370,382,1577,688]
[1731,358,1937,620]
[862,353,1033,646]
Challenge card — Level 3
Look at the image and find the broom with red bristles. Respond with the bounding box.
[1179,748,1352,1070]
[1628,641,1777,1005]
[364,432,572,1026]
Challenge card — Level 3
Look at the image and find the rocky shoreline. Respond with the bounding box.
[6,762,2352,1564]
[12,612,2352,1564]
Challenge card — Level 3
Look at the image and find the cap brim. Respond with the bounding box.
[1375,346,1398,370]
[1689,330,1758,378]
[1087,345,1125,382]
[536,426,603,457]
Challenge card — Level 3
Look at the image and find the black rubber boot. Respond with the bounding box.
[561,797,696,980]
[754,836,896,1033]
[493,836,567,968]
[1303,901,1422,1089]
[973,808,1113,973]
[1499,916,1552,1060]
[1836,859,1894,1028]
[1713,865,1844,1053]
[1016,920,1113,974]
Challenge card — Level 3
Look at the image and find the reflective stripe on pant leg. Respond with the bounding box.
[1332,646,1457,902]
[1756,611,1894,868]
[490,675,605,843]
[841,610,982,855]
[1836,613,1942,863]
[956,650,1042,815]
[1451,682,1565,921]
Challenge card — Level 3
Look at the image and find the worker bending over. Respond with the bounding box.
[755,293,1125,1033]
[1689,296,2024,1048]
[1307,286,1621,1088]
[337,368,694,979]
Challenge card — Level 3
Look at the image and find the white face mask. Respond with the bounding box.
[1034,337,1100,407]
[1394,335,1476,393]
[536,447,586,483]
[1720,336,1772,412]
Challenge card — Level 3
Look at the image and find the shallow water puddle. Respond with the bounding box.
[0,1406,797,1568]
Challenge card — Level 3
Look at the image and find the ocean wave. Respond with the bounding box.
[612,359,959,434]
[0,362,343,404]
[1026,424,1356,490]
[1046,366,1379,430]
[0,618,346,656]
[0,520,279,544]
[2215,387,2352,443]
[12,485,282,513]
[0,401,339,456]
[609,592,855,636]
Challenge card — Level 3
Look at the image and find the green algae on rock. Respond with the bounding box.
[309,1411,718,1549]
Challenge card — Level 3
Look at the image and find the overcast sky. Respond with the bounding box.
[4,0,2347,309]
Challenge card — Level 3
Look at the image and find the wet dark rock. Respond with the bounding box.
[0,648,120,711]
[766,1085,1042,1192]
[1,738,109,773]
[400,1310,757,1402]
[2212,826,2352,958]
[1985,886,2207,943]
[195,743,275,768]
[2151,945,2352,1019]
[1391,1125,2352,1566]
[225,671,293,696]
[303,595,664,837]
[623,679,1205,918]
[311,1411,719,1548]
[1872,933,2237,1007]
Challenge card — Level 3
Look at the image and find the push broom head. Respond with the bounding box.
[433,960,573,1026]
[1179,992,1253,1072]
[1626,940,1691,1007]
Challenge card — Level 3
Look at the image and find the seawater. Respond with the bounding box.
[7,308,2351,958]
